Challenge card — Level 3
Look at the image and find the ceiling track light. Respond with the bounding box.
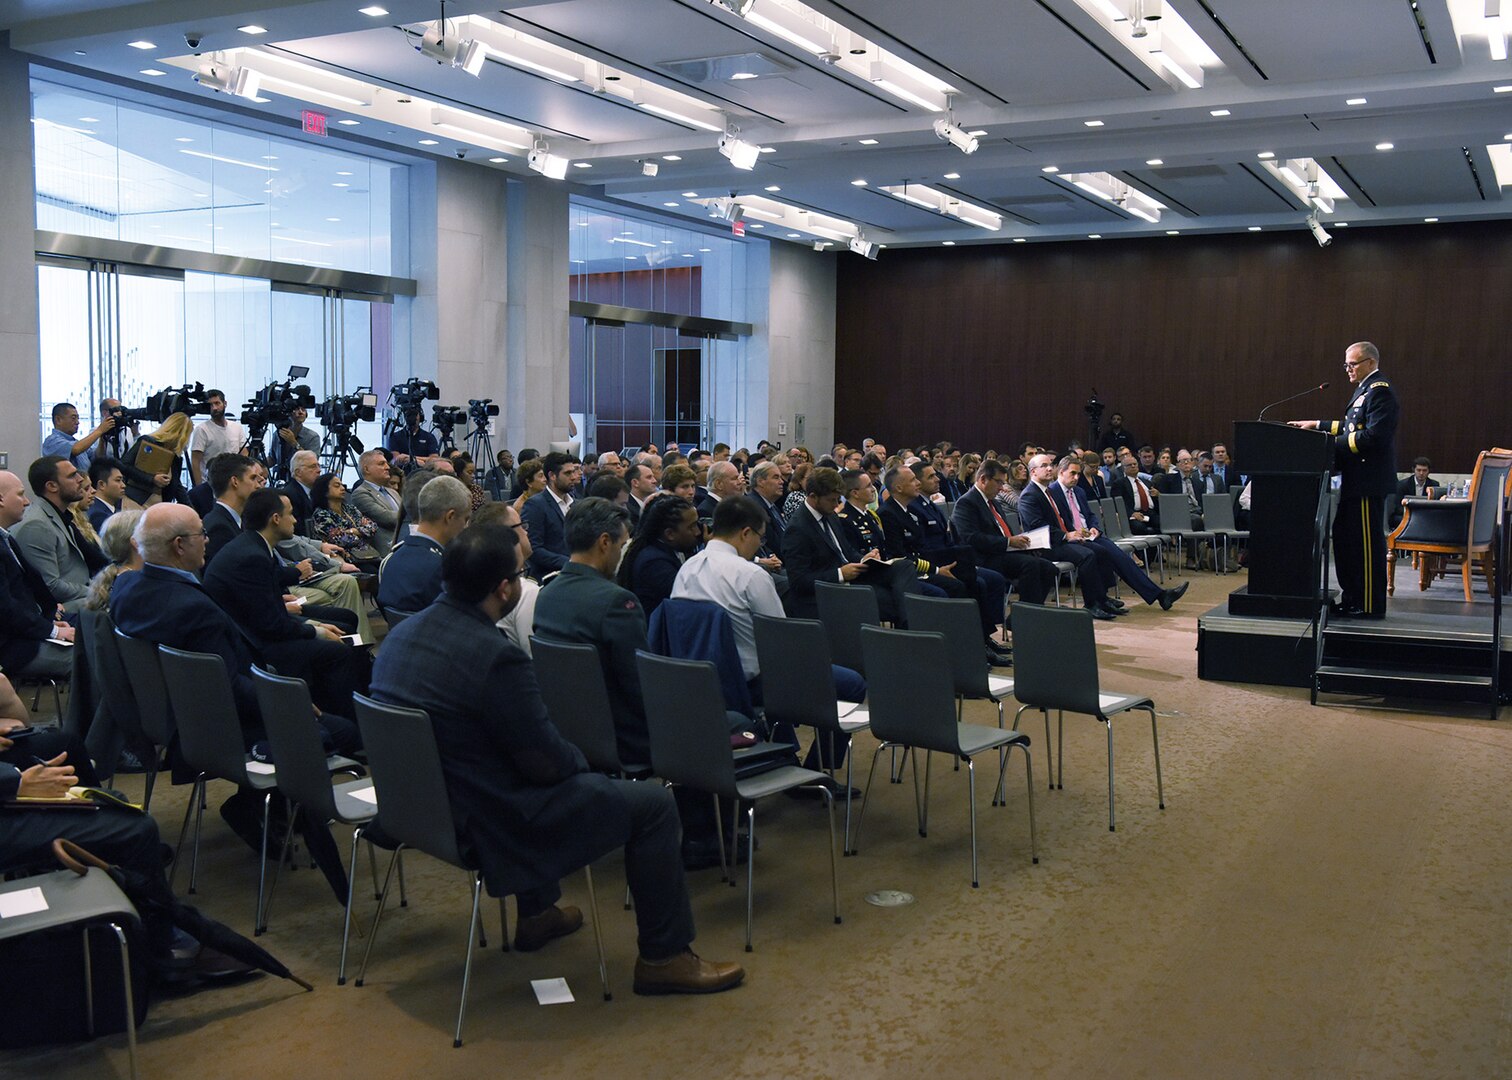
[849,233,878,260]
[933,95,979,155]
[527,139,570,179]
[417,4,487,76]
[193,61,261,99]
[1307,212,1332,247]
[718,128,761,170]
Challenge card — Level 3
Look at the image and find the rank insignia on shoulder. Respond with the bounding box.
[1367,380,1390,390]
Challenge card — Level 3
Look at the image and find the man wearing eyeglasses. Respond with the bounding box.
[1289,341,1399,619]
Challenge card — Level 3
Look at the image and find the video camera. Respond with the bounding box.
[468,398,499,426]
[240,368,316,431]
[115,383,213,424]
[316,390,378,432]
[388,378,440,426]
[431,404,467,430]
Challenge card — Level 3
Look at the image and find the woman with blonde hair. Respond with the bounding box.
[121,412,193,507]
[782,461,812,518]
[84,508,144,612]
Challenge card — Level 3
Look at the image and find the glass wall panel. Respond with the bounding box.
[37,265,93,433]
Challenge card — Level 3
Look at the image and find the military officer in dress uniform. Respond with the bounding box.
[1289,341,1399,619]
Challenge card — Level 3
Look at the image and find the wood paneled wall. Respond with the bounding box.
[834,220,1512,473]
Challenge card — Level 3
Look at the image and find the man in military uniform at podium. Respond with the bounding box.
[1289,341,1399,619]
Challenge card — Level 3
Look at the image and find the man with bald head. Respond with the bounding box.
[696,460,746,521]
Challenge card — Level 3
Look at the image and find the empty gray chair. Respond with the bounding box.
[852,626,1037,887]
[79,610,160,801]
[351,693,610,1046]
[531,637,650,776]
[1102,497,1165,583]
[902,594,1017,726]
[252,666,379,976]
[1009,602,1165,832]
[813,580,880,673]
[156,645,280,926]
[1201,495,1249,571]
[1158,492,1215,572]
[751,613,870,853]
[113,630,177,758]
[0,870,141,1080]
[637,651,840,951]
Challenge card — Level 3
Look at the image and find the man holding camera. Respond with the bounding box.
[42,402,117,473]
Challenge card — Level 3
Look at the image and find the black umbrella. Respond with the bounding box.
[52,838,315,991]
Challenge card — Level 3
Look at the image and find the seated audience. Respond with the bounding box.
[618,495,700,615]
[87,458,126,534]
[369,524,743,992]
[377,475,473,615]
[0,469,75,679]
[625,463,658,526]
[781,462,812,518]
[696,461,746,520]
[84,508,144,612]
[311,472,381,571]
[1391,456,1441,530]
[660,463,699,501]
[14,455,106,612]
[1156,450,1207,531]
[1112,456,1161,533]
[950,458,1059,608]
[203,453,260,565]
[349,449,402,555]
[449,450,490,512]
[511,458,546,515]
[1018,453,1120,618]
[282,450,321,536]
[520,451,581,579]
[587,473,630,507]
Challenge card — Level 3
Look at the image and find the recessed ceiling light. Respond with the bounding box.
[698,247,712,252]
[418,138,439,145]
[1347,97,1367,105]
[1087,233,1102,239]
[1210,109,1231,117]
[1248,226,1262,231]
[943,172,960,180]
[326,217,341,222]
[1424,217,1438,223]
[139,68,167,77]
[682,253,694,257]
[359,5,389,15]
[1375,142,1394,150]
[250,97,271,103]
[490,157,507,163]
[337,119,360,126]
[787,232,800,237]
[1042,165,1059,173]
[967,129,987,137]
[749,223,765,228]
[660,240,675,244]
[1506,133,1512,140]
[73,50,86,55]
[621,231,634,236]
[1336,222,1350,227]
[263,155,278,161]
[238,24,267,35]
[573,162,592,168]
[625,255,638,260]
[78,117,99,123]
[1012,238,1026,243]
[764,184,780,192]
[1145,158,1163,166]
[730,72,758,80]
[662,154,682,161]
[1166,230,1180,235]
[942,241,955,246]
[681,191,699,198]
[175,136,193,143]
[759,146,775,153]
[1084,119,1104,127]
[1495,85,1512,92]
[859,138,879,145]
[1257,151,1276,159]
[336,170,353,176]
[851,178,867,186]
[127,40,155,50]
[663,201,679,207]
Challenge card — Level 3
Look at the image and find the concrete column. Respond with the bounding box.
[0,44,42,469]
[505,178,570,451]
[765,242,836,455]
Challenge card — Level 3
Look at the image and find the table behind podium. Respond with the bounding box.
[1229,421,1334,618]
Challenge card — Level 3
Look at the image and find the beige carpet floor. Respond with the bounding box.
[8,570,1511,1080]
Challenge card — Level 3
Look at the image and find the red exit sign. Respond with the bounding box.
[732,220,746,237]
[302,110,328,136]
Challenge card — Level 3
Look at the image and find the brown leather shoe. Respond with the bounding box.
[633,950,745,995]
[513,904,583,952]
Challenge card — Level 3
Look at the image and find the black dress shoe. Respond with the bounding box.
[1105,598,1128,611]
[985,648,1013,669]
[1089,605,1117,621]
[1159,581,1190,610]
[1098,602,1129,617]
[986,638,1013,657]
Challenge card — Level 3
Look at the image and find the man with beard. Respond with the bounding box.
[188,389,247,486]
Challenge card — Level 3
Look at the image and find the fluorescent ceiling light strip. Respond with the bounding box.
[433,120,533,151]
[1157,52,1203,88]
[637,102,725,132]
[744,4,831,55]
[178,148,279,172]
[256,73,371,108]
[486,43,583,82]
[1125,205,1160,223]
[1073,179,1116,200]
[870,76,943,112]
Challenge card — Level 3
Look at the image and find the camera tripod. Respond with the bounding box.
[320,427,366,482]
[466,418,494,469]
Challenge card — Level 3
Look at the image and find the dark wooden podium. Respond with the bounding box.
[1228,421,1334,618]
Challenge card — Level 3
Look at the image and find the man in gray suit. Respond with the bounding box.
[14,456,104,613]
[348,449,401,555]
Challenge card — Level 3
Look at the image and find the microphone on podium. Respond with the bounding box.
[1258,381,1330,421]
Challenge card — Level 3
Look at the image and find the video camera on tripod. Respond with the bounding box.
[386,378,440,434]
[316,387,379,476]
[430,403,467,451]
[239,368,316,465]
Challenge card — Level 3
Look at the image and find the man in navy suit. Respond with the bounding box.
[1017,453,1122,620]
[949,459,1058,607]
[202,489,366,716]
[519,451,580,579]
[1046,455,1188,613]
[744,460,789,595]
[0,470,74,679]
[377,475,472,615]
[369,523,744,994]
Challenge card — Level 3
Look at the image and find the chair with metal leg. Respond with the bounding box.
[1009,602,1165,833]
[251,666,382,978]
[751,614,870,854]
[351,693,611,1046]
[1200,495,1249,572]
[814,580,879,672]
[851,626,1037,887]
[636,651,841,951]
[1158,492,1215,572]
[112,629,180,810]
[0,870,142,1080]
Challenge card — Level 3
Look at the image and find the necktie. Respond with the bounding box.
[1183,476,1199,510]
[820,516,845,559]
[987,498,1014,540]
[1064,487,1087,532]
[1136,479,1151,512]
[2,532,23,568]
[1042,488,1069,534]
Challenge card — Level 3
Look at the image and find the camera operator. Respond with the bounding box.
[272,404,321,470]
[42,402,118,472]
[387,408,440,469]
[98,397,139,457]
[189,389,247,486]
